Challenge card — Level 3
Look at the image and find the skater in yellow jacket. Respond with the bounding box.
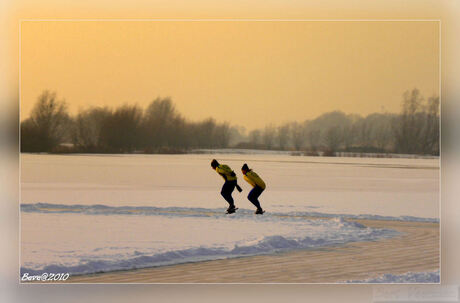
[241,163,266,214]
[211,159,242,214]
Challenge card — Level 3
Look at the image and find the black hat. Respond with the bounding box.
[211,159,219,168]
[241,163,249,171]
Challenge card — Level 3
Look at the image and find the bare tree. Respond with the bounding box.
[193,118,217,148]
[357,119,372,147]
[421,96,440,154]
[100,104,143,152]
[214,122,232,148]
[277,124,290,150]
[262,124,276,149]
[21,90,70,152]
[342,125,354,151]
[371,114,393,151]
[72,107,112,150]
[307,129,321,151]
[144,97,179,148]
[290,122,305,151]
[21,119,40,152]
[324,126,343,154]
[249,129,261,148]
[393,88,424,153]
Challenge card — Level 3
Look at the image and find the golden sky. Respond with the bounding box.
[20,21,439,129]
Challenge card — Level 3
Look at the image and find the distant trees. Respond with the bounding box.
[393,89,424,154]
[290,122,306,151]
[248,129,262,148]
[213,122,232,148]
[262,124,276,150]
[232,89,439,156]
[193,118,217,148]
[422,96,440,154]
[21,88,439,155]
[307,129,321,152]
[393,89,440,155]
[100,105,143,152]
[324,126,343,154]
[71,105,144,153]
[142,98,233,151]
[143,97,180,149]
[276,124,290,150]
[21,92,235,153]
[72,107,112,151]
[21,91,70,152]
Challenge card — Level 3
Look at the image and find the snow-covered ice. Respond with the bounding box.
[20,153,439,217]
[345,270,440,283]
[20,153,439,278]
[20,205,400,275]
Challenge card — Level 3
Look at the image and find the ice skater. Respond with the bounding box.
[241,163,266,214]
[211,159,242,214]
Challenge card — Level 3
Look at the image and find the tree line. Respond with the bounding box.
[20,88,439,155]
[21,91,233,153]
[241,89,439,155]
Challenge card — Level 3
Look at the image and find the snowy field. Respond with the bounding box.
[20,153,439,279]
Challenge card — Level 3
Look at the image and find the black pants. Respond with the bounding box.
[248,186,264,210]
[221,180,236,206]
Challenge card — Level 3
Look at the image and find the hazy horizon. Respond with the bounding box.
[20,21,439,129]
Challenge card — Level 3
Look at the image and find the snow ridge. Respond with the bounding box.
[21,203,439,223]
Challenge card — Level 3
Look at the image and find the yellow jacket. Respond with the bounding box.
[244,170,266,189]
[215,164,237,181]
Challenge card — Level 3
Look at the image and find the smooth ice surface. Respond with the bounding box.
[21,153,439,217]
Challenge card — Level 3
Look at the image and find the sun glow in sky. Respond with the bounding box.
[21,21,439,129]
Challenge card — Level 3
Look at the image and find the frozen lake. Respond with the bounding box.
[21,153,439,217]
[20,153,439,276]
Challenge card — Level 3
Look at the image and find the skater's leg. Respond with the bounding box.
[221,181,236,207]
[248,186,263,210]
